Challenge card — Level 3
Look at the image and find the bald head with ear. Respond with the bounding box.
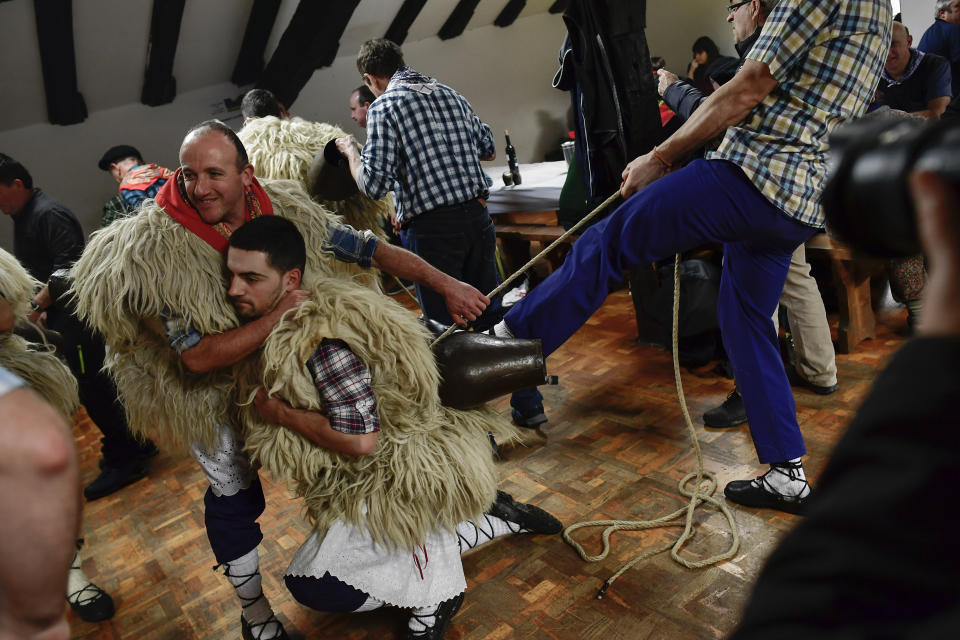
[177,120,255,228]
[885,21,913,79]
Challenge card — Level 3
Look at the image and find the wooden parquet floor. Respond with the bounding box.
[67,290,908,639]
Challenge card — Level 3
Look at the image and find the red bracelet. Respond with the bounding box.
[652,146,673,169]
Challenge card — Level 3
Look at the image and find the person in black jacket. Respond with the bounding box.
[728,169,960,640]
[0,153,156,501]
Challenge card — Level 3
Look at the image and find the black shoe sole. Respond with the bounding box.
[488,491,563,534]
[512,411,548,429]
[404,592,465,640]
[702,414,748,428]
[724,481,808,515]
[68,590,115,622]
[83,467,147,501]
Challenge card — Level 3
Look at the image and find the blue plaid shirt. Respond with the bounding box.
[708,0,891,228]
[0,365,24,397]
[162,220,379,352]
[358,66,495,224]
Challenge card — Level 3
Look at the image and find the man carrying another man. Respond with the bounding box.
[72,120,499,639]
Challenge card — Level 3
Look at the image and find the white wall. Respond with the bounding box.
[0,11,572,251]
[902,0,939,42]
[0,2,741,252]
[647,0,739,75]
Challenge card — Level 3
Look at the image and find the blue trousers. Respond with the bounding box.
[505,159,816,463]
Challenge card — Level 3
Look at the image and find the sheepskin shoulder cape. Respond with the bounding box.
[239,116,392,239]
[241,276,520,551]
[0,333,79,422]
[0,248,40,318]
[70,178,377,449]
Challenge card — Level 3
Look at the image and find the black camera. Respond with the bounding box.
[822,117,960,258]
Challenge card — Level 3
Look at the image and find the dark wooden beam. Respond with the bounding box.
[232,0,282,86]
[384,0,428,45]
[32,0,87,124]
[258,0,361,109]
[141,0,185,106]
[438,0,482,40]
[494,0,526,27]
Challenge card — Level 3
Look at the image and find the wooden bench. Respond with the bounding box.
[492,210,577,282]
[804,233,879,354]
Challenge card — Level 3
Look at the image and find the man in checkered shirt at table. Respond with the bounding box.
[336,38,549,431]
[492,0,892,515]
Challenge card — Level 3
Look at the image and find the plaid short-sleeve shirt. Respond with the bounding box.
[708,0,891,228]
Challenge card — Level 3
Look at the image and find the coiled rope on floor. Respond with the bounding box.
[562,252,740,598]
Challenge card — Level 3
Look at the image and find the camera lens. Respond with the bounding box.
[823,118,960,258]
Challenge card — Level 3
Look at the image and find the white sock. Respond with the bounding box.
[492,320,515,339]
[754,458,810,499]
[407,593,464,636]
[223,548,282,640]
[66,551,103,606]
[408,604,436,634]
[456,514,529,554]
[354,595,384,612]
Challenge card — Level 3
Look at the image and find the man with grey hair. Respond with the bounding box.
[919,0,960,97]
[656,0,839,431]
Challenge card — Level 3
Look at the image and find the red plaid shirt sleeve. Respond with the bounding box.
[306,339,379,435]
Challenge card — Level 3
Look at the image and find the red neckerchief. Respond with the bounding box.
[155,168,274,254]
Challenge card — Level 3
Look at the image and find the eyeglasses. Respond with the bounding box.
[727,0,751,14]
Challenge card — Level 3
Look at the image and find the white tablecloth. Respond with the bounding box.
[484,161,568,215]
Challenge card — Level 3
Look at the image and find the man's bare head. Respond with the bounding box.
[178,121,254,228]
[885,22,913,79]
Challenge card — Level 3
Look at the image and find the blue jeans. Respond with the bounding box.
[505,160,815,463]
[404,200,503,333]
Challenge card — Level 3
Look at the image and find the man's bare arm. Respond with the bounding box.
[911,96,951,120]
[180,290,309,373]
[622,59,778,197]
[253,389,378,456]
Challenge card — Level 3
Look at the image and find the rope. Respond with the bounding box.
[429,190,623,348]
[389,273,421,308]
[562,253,741,598]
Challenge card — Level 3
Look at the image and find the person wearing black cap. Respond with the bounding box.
[98,145,172,227]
